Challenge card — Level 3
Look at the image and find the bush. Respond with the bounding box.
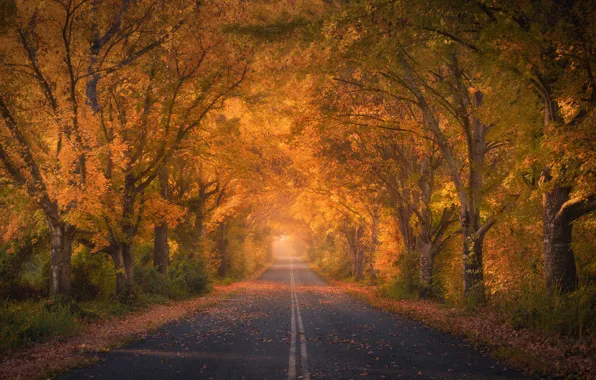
[390,250,419,298]
[134,266,170,295]
[0,300,77,352]
[134,264,188,301]
[379,277,420,301]
[0,241,45,300]
[169,257,210,295]
[71,251,116,301]
[116,281,142,305]
[499,285,596,339]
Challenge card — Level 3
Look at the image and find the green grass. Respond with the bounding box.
[500,285,596,339]
[492,346,552,376]
[77,293,171,321]
[0,300,78,353]
[0,292,194,353]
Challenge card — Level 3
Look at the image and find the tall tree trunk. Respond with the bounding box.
[113,246,126,295]
[153,223,168,274]
[190,200,205,259]
[395,209,417,293]
[113,175,137,294]
[369,211,379,282]
[113,242,135,295]
[46,218,74,297]
[217,222,227,277]
[417,233,433,298]
[461,208,485,303]
[354,248,364,281]
[542,184,577,292]
[350,245,357,278]
[153,167,169,274]
[349,226,365,281]
[417,206,454,298]
[541,97,580,293]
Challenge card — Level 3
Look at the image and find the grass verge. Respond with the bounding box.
[0,282,248,380]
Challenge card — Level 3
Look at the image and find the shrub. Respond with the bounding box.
[498,285,596,339]
[0,240,46,300]
[116,281,142,305]
[134,264,187,300]
[392,250,419,298]
[379,277,420,301]
[169,257,210,295]
[0,300,77,352]
[134,265,170,295]
[69,251,117,301]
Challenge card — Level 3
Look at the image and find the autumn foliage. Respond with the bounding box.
[0,0,595,370]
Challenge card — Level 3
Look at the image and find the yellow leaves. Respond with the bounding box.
[143,195,186,229]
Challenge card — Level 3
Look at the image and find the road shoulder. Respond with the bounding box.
[308,264,595,379]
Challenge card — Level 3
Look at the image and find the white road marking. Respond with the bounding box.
[294,274,310,380]
[288,257,297,380]
[288,256,310,380]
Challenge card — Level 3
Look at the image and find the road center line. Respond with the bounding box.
[288,256,310,380]
[294,274,310,380]
[288,257,297,380]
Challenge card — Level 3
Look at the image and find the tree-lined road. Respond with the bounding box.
[63,256,529,379]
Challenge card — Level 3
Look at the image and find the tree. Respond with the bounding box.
[88,16,248,293]
[388,0,596,293]
[318,1,523,302]
[0,0,183,295]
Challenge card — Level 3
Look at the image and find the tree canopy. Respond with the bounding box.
[0,0,595,344]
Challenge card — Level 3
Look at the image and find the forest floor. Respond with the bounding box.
[316,274,596,379]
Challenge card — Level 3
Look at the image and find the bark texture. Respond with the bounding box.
[47,219,75,297]
[542,182,577,292]
[217,222,228,277]
[153,168,169,274]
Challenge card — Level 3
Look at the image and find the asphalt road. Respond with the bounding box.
[63,256,530,379]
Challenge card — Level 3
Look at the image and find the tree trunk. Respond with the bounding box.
[350,245,357,278]
[217,222,227,277]
[417,234,433,298]
[153,222,168,274]
[46,218,74,297]
[113,247,127,295]
[113,243,135,295]
[543,185,577,293]
[369,212,378,282]
[349,226,365,281]
[354,247,364,281]
[153,167,169,274]
[114,174,137,294]
[190,202,205,259]
[541,97,579,293]
[461,209,485,303]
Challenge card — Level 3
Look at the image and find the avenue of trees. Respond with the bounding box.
[0,0,595,348]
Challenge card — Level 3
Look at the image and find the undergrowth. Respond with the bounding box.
[0,253,213,353]
[0,300,77,353]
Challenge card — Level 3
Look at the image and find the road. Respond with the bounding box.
[63,256,529,379]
